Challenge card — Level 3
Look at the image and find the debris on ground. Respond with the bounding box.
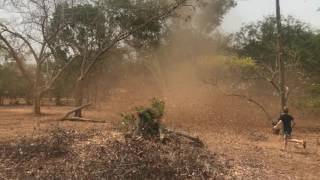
[0,127,233,179]
[248,131,269,142]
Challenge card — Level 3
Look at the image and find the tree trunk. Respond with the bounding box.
[33,65,42,115]
[74,80,84,117]
[33,92,41,114]
[276,0,287,109]
[55,93,62,106]
[25,96,33,105]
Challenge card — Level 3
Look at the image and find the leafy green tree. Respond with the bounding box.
[103,0,166,49]
[235,16,319,72]
[48,56,78,106]
[0,62,31,105]
[0,0,79,114]
[49,0,187,117]
[1,0,187,115]
[234,16,320,104]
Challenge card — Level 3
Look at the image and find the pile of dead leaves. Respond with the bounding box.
[0,128,232,179]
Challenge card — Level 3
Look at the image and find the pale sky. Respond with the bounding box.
[221,0,320,33]
[1,0,320,33]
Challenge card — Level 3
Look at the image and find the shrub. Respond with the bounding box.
[120,98,165,138]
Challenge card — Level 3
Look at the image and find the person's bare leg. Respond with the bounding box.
[283,135,288,150]
[288,139,306,149]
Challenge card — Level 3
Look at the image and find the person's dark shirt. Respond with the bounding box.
[278,113,294,132]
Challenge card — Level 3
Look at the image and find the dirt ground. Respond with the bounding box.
[0,104,320,179]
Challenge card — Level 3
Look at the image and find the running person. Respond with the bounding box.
[273,107,306,150]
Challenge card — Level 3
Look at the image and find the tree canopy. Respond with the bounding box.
[0,62,30,99]
[234,16,320,83]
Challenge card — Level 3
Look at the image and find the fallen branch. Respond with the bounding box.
[164,129,204,147]
[60,117,107,123]
[59,103,92,121]
[225,94,272,121]
[205,79,272,122]
[57,103,108,123]
[58,103,108,123]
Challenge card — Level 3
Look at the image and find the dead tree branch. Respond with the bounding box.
[58,103,107,123]
[225,94,272,121]
[60,117,107,123]
[205,79,273,122]
[165,128,204,147]
[59,103,91,120]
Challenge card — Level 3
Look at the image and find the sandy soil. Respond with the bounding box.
[0,105,319,179]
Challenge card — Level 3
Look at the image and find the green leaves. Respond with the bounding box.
[0,62,30,97]
[120,98,165,136]
[102,0,165,49]
[234,16,320,80]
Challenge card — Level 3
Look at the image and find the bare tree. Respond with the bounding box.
[0,0,72,114]
[0,0,188,115]
[50,0,188,117]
